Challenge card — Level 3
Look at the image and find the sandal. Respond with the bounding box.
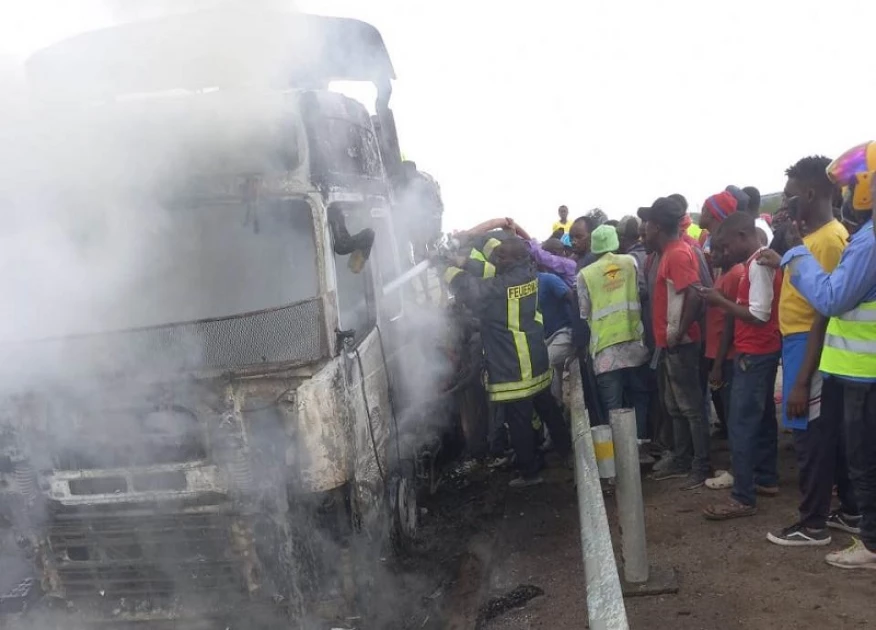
[703,499,757,521]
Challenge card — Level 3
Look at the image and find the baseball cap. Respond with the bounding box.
[637,197,686,227]
[590,224,620,254]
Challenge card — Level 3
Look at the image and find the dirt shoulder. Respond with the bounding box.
[481,437,876,630]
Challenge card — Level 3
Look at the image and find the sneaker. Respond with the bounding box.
[705,470,734,490]
[767,523,832,547]
[651,466,690,482]
[509,475,544,489]
[651,453,677,473]
[825,539,876,570]
[756,485,779,497]
[826,510,862,535]
[680,473,707,491]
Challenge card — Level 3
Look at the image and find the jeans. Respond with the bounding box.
[546,327,575,404]
[576,346,607,426]
[503,389,573,477]
[596,363,651,439]
[842,381,876,551]
[660,343,710,476]
[794,377,857,529]
[728,352,780,507]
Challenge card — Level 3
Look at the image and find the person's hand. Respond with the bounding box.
[787,382,810,419]
[756,248,782,269]
[709,362,724,389]
[693,285,722,306]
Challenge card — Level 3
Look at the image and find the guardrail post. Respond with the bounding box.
[610,408,649,584]
[609,407,679,597]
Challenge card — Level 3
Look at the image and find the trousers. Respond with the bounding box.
[793,377,857,529]
[728,352,780,507]
[660,343,710,475]
[596,363,651,439]
[842,380,876,551]
[502,388,572,477]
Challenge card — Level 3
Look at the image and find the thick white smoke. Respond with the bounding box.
[0,3,463,630]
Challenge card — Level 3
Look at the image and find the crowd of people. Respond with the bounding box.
[440,141,876,572]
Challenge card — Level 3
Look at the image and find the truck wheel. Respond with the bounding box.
[388,462,418,555]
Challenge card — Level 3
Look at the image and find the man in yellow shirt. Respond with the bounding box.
[551,205,573,236]
[766,156,857,547]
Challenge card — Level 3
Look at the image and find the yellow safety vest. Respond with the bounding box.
[819,300,876,378]
[580,253,643,357]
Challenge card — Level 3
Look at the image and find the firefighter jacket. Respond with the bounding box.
[579,253,644,357]
[462,232,505,278]
[444,261,552,402]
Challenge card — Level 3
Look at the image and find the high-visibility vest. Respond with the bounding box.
[819,300,876,379]
[580,252,644,357]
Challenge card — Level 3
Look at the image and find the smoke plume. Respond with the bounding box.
[0,3,463,630]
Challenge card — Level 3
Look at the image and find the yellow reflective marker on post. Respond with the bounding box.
[591,425,616,478]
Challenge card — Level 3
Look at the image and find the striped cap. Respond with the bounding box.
[704,191,738,222]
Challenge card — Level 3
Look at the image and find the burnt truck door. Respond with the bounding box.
[326,199,411,544]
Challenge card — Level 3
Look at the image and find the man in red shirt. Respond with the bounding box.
[705,230,745,439]
[702,229,745,490]
[639,197,711,490]
[698,212,783,520]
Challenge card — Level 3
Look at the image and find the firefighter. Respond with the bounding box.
[443,237,573,487]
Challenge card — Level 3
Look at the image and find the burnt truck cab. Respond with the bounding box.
[0,9,470,628]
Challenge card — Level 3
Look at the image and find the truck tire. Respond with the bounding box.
[387,460,418,555]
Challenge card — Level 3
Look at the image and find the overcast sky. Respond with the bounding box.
[3,0,875,235]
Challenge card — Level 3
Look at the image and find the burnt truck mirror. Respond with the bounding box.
[328,206,375,274]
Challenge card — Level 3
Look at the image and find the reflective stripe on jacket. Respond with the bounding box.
[466,247,496,278]
[580,253,644,356]
[445,261,552,402]
[820,300,876,379]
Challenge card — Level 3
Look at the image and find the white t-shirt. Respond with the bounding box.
[746,247,777,322]
[755,218,774,246]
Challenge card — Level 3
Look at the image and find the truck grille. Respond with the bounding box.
[47,511,243,598]
[22,298,327,374]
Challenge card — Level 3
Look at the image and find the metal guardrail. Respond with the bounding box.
[569,361,629,630]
